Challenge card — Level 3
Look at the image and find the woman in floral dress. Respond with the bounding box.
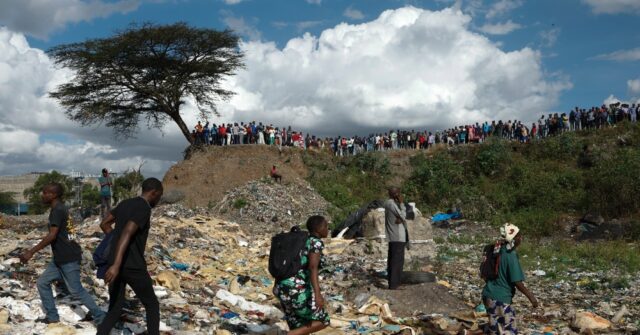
[273,215,330,335]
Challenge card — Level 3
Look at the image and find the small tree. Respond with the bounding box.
[0,192,17,213]
[80,184,101,208]
[113,170,145,204]
[48,22,244,144]
[23,171,74,214]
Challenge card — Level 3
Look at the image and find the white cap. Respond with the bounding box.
[500,223,520,242]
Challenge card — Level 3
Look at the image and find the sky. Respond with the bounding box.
[0,0,639,178]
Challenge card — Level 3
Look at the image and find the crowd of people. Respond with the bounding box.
[192,103,640,156]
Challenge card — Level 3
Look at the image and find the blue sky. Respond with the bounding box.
[0,0,639,177]
[23,0,640,110]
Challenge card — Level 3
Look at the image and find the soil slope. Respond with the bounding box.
[162,145,315,207]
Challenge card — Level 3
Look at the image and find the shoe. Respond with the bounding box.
[79,313,94,322]
[36,318,59,324]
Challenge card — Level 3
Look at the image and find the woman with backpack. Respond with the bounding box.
[273,216,330,335]
[480,223,538,335]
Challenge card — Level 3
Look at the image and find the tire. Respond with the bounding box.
[401,271,437,285]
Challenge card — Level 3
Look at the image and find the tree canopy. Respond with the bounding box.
[0,192,17,209]
[23,171,74,214]
[48,22,244,144]
[113,169,144,204]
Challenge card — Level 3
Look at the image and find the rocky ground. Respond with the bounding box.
[0,199,637,334]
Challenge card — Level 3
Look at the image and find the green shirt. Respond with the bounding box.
[98,176,112,197]
[482,246,525,304]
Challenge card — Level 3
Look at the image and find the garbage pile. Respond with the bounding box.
[212,180,332,234]
[0,207,637,335]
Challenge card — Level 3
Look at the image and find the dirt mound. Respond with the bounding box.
[212,179,332,235]
[162,145,318,207]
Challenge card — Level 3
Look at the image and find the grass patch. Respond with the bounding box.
[436,245,470,262]
[519,240,640,274]
[233,198,248,209]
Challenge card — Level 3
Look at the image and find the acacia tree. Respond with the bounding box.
[49,23,244,144]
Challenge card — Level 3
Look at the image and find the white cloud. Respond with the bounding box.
[539,28,561,48]
[0,0,140,39]
[344,7,365,20]
[479,20,522,35]
[0,7,572,177]
[486,0,523,19]
[306,0,322,5]
[222,13,262,41]
[603,94,640,106]
[582,0,640,15]
[593,48,640,61]
[0,125,40,156]
[629,78,640,95]
[296,21,324,31]
[223,0,244,4]
[271,21,324,32]
[220,6,570,135]
[0,27,185,177]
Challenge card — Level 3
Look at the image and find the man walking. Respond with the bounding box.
[482,223,538,335]
[20,183,105,324]
[98,168,113,218]
[383,187,409,290]
[97,178,163,335]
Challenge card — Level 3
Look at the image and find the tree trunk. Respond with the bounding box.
[169,109,194,144]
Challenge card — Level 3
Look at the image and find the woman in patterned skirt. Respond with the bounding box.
[274,215,330,335]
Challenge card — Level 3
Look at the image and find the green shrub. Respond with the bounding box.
[587,148,640,217]
[475,138,511,176]
[404,152,468,211]
[519,240,640,274]
[490,208,562,237]
[233,198,248,209]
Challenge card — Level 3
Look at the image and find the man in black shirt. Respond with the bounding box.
[96,178,163,335]
[20,183,105,324]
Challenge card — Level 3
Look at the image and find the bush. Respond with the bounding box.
[475,138,511,176]
[490,208,562,237]
[404,152,469,212]
[588,148,640,217]
[233,198,248,209]
[23,171,74,214]
[526,132,583,161]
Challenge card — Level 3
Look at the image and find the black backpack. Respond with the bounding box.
[480,242,502,281]
[268,226,309,281]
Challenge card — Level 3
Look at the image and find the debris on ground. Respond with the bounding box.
[0,205,638,334]
[212,179,332,235]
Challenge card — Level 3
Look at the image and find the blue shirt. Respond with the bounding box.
[98,176,112,197]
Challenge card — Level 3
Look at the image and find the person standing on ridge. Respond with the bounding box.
[98,168,113,219]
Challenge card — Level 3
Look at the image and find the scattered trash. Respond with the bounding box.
[571,311,612,331]
[170,262,189,271]
[0,203,637,334]
[156,270,181,291]
[612,305,628,324]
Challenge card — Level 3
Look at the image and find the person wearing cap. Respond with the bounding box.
[98,168,113,219]
[482,223,538,335]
